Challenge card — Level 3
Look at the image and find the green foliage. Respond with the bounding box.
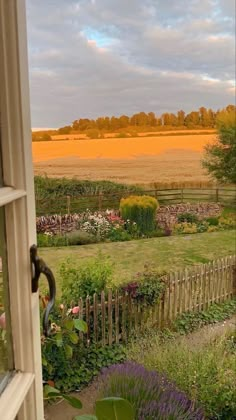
[203,108,236,183]
[132,337,236,419]
[43,341,125,393]
[177,212,199,223]
[37,233,68,247]
[120,195,158,233]
[60,256,113,303]
[107,227,132,242]
[66,230,97,245]
[173,299,236,334]
[123,267,167,306]
[127,301,236,419]
[205,216,219,226]
[94,398,134,420]
[35,176,142,200]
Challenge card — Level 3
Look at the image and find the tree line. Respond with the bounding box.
[32,105,235,141]
[60,105,235,133]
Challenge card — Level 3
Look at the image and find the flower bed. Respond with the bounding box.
[36,203,234,247]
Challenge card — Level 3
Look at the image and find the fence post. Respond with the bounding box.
[233,265,236,297]
[215,188,219,203]
[66,195,71,214]
[98,192,103,212]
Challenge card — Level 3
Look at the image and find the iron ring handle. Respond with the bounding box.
[30,245,56,337]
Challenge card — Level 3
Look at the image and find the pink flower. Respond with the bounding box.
[72,306,80,314]
[0,312,6,330]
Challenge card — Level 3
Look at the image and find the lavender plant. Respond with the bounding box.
[99,362,204,420]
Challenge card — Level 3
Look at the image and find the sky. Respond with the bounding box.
[26,0,235,129]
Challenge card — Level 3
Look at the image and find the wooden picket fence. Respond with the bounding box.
[75,255,236,346]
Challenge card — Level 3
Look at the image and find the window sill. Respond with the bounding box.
[0,371,34,420]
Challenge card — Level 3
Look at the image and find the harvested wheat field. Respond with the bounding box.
[33,133,216,184]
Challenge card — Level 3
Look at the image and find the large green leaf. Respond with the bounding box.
[74,319,88,333]
[44,385,60,397]
[95,398,134,420]
[55,332,63,347]
[63,319,74,331]
[74,415,97,420]
[61,394,82,409]
[64,344,73,359]
[68,331,79,344]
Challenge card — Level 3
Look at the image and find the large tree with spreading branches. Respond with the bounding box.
[203,106,236,183]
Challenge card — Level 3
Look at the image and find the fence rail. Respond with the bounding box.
[74,255,236,346]
[35,187,236,215]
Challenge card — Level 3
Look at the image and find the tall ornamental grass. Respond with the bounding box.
[120,196,158,234]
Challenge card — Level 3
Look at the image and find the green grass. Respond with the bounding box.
[39,230,235,294]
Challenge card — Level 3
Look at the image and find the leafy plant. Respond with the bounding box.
[44,384,135,420]
[60,256,113,303]
[173,299,236,334]
[204,216,219,226]
[177,212,199,224]
[122,267,166,306]
[67,230,97,245]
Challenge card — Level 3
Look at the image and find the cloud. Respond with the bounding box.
[26,0,235,127]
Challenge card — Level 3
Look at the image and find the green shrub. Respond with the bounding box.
[37,233,68,247]
[66,230,97,245]
[205,216,219,226]
[127,300,236,419]
[60,256,113,303]
[120,195,158,233]
[122,267,167,306]
[177,212,199,223]
[43,338,125,393]
[174,300,236,334]
[129,338,236,419]
[107,227,132,242]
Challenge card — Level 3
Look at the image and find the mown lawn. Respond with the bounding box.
[39,230,235,293]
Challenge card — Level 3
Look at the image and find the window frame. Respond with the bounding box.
[0,1,44,418]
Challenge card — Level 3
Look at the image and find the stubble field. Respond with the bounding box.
[33,132,216,185]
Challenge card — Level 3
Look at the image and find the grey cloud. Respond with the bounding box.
[26,0,235,127]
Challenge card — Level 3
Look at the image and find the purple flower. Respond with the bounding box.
[99,362,204,419]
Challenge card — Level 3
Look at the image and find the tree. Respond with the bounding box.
[202,108,236,183]
[177,110,185,126]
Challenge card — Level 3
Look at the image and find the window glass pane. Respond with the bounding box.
[0,206,14,394]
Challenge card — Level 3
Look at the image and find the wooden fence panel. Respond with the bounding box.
[76,256,235,346]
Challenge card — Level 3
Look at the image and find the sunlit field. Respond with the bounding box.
[33,132,216,184]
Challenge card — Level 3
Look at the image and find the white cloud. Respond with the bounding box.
[26,0,235,127]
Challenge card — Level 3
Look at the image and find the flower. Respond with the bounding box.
[72,306,80,314]
[0,312,6,329]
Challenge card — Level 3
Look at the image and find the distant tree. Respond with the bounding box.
[202,108,236,183]
[177,110,185,126]
[110,116,121,130]
[162,113,171,126]
[184,111,200,128]
[119,115,129,128]
[58,125,71,135]
[147,112,157,127]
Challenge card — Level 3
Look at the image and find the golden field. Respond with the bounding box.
[33,132,216,185]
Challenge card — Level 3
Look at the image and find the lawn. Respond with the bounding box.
[39,230,235,293]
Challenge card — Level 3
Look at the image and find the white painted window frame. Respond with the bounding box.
[0,1,44,419]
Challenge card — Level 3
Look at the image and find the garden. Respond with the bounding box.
[38,98,236,419]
